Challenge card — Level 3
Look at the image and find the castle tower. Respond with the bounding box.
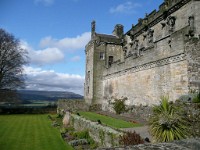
[84,21,123,106]
[84,21,96,105]
[84,21,107,105]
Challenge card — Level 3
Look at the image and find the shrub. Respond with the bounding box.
[71,130,97,149]
[149,96,189,142]
[56,114,63,118]
[99,129,105,145]
[89,104,102,111]
[60,127,67,134]
[73,130,90,139]
[65,126,75,132]
[87,137,98,149]
[52,121,60,127]
[192,91,200,103]
[112,97,127,114]
[47,115,52,120]
[119,131,144,146]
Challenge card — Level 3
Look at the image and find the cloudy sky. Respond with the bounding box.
[0,0,163,95]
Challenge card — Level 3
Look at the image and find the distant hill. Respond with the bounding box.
[17,90,83,101]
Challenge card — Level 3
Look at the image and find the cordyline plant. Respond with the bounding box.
[149,96,189,142]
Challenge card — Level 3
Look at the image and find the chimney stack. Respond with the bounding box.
[112,24,124,38]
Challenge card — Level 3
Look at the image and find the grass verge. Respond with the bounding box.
[78,111,141,128]
[0,114,73,150]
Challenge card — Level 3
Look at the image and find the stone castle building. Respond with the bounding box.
[84,0,200,110]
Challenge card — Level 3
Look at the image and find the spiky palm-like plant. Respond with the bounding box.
[149,96,189,142]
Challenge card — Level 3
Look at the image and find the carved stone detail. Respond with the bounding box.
[95,40,106,47]
[147,29,154,44]
[104,53,186,79]
[123,46,127,57]
[166,16,176,32]
[188,16,195,37]
[132,39,140,57]
[123,35,133,58]
[161,22,166,29]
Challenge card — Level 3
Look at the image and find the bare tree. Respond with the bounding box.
[0,28,28,102]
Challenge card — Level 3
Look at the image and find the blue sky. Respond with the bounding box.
[0,0,163,95]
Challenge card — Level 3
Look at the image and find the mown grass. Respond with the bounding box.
[78,111,142,128]
[0,114,73,150]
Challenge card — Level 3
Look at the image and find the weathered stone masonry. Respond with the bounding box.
[84,0,200,110]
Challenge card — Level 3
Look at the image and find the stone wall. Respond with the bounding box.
[185,39,200,91]
[102,59,188,107]
[97,138,200,150]
[57,99,89,114]
[70,114,123,147]
[125,105,153,124]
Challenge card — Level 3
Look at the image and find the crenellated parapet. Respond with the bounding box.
[126,0,191,37]
[120,0,199,60]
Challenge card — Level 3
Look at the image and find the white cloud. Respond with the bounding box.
[29,48,64,64]
[71,56,81,62]
[109,2,141,14]
[21,31,90,65]
[39,32,91,51]
[23,66,85,95]
[34,0,54,6]
[20,41,64,65]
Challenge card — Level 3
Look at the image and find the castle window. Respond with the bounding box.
[87,71,90,83]
[87,86,89,94]
[100,52,105,60]
[108,56,113,66]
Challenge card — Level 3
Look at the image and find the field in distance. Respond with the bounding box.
[0,114,73,150]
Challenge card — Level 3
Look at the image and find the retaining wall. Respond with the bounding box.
[70,114,123,147]
[57,99,89,114]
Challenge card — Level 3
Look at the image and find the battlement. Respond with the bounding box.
[126,0,191,37]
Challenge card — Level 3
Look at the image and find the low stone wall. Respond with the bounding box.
[97,138,200,150]
[70,114,123,147]
[125,105,153,123]
[102,103,153,124]
[104,101,200,125]
[179,102,200,137]
[57,99,89,114]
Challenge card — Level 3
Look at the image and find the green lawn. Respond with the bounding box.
[0,114,73,150]
[78,111,141,128]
